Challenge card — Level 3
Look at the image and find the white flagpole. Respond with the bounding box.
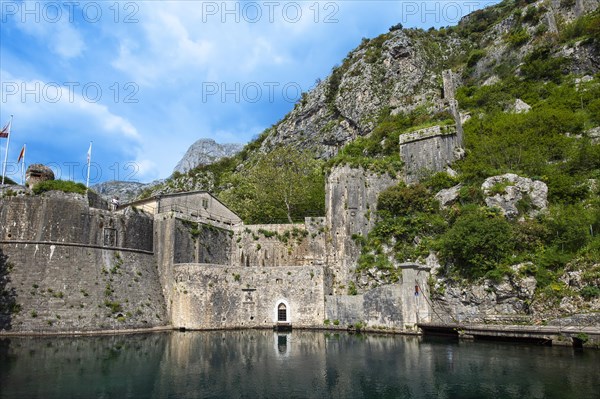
[1,115,13,185]
[86,141,92,189]
[21,144,26,185]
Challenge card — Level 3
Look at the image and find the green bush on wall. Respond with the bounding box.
[33,180,87,195]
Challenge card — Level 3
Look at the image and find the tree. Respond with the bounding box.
[437,208,515,278]
[219,147,325,224]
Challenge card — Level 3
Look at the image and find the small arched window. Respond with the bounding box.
[277,303,287,322]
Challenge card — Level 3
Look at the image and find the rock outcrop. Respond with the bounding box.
[481,173,548,218]
[174,139,242,174]
[25,164,54,189]
[260,29,462,159]
[435,184,462,209]
[431,264,538,324]
[91,180,149,203]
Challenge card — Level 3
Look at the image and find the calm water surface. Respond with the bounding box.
[0,330,598,399]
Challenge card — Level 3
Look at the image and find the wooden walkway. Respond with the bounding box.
[417,322,600,348]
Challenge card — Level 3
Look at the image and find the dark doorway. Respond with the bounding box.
[277,303,287,322]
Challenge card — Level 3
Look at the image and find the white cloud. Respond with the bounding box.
[0,70,140,141]
[13,1,85,59]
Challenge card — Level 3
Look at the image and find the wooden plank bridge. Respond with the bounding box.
[417,322,600,348]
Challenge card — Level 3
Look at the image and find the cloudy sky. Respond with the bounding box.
[0,0,498,184]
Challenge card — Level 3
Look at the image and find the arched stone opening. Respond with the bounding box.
[278,303,287,322]
[274,299,290,324]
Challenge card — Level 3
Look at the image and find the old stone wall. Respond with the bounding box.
[399,125,461,183]
[0,195,152,252]
[170,264,325,329]
[325,264,431,331]
[231,218,326,268]
[173,219,232,265]
[0,244,167,332]
[0,194,166,332]
[153,214,177,319]
[325,166,397,295]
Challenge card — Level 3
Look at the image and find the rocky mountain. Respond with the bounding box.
[257,0,599,158]
[109,0,600,321]
[173,139,243,174]
[91,180,161,203]
[143,0,600,202]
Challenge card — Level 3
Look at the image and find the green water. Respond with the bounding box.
[0,331,598,398]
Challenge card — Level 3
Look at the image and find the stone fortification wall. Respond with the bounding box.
[173,219,232,265]
[0,194,152,252]
[231,218,327,268]
[325,264,431,331]
[0,194,166,332]
[325,166,397,295]
[399,125,461,183]
[0,244,167,332]
[153,214,177,319]
[170,264,325,329]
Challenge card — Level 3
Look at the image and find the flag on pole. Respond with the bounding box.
[17,144,25,163]
[0,120,10,138]
[18,144,26,185]
[1,115,13,185]
[87,142,92,164]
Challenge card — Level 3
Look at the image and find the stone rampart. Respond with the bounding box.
[325,166,397,295]
[325,264,431,331]
[0,244,167,332]
[170,264,325,329]
[231,218,326,268]
[0,194,166,333]
[0,195,152,252]
[399,125,461,183]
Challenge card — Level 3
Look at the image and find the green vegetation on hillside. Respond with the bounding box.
[354,67,600,304]
[327,107,454,175]
[219,147,325,224]
[0,176,17,185]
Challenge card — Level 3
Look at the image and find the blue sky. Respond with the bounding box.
[0,0,499,184]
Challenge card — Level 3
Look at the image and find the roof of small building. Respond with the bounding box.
[125,190,241,220]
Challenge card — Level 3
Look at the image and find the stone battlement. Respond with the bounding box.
[399,125,462,183]
[398,124,457,145]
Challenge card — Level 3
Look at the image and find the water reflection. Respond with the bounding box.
[0,331,598,398]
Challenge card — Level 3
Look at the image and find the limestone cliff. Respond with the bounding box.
[173,139,243,174]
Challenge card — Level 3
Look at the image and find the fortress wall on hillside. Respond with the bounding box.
[170,264,325,329]
[325,166,397,295]
[231,219,327,268]
[399,125,461,183]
